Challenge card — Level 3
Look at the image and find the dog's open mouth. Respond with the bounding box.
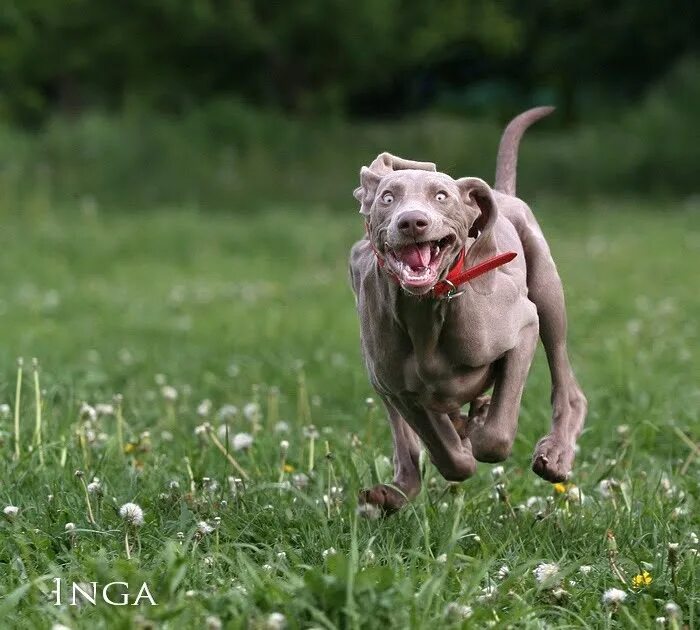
[387,234,456,289]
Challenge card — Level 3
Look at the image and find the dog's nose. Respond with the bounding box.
[397,211,430,238]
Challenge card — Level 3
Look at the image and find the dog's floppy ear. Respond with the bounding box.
[456,177,500,294]
[354,152,436,216]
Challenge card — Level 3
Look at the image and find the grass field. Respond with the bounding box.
[0,198,698,629]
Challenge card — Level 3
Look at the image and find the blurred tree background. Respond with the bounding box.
[0,0,698,207]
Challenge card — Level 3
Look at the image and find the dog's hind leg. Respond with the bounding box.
[359,399,422,513]
[520,222,588,482]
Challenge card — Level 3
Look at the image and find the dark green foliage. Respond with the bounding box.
[0,0,698,124]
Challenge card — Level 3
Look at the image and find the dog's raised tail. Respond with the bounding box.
[494,106,554,196]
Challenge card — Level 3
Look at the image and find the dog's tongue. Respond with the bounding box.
[396,243,431,269]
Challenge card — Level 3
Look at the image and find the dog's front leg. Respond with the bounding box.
[359,399,422,513]
[468,323,539,462]
[396,401,477,483]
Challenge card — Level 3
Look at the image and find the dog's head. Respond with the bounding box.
[355,152,498,296]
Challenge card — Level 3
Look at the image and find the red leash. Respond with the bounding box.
[366,223,516,299]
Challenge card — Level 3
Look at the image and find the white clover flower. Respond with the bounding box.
[51,624,73,630]
[3,505,19,520]
[533,563,560,585]
[161,385,178,402]
[491,465,505,479]
[197,399,212,417]
[119,502,144,527]
[655,617,666,626]
[87,478,102,495]
[243,402,260,421]
[169,480,180,490]
[262,563,273,573]
[279,440,290,452]
[436,553,448,564]
[444,602,473,620]
[602,588,628,605]
[265,612,287,630]
[274,420,290,433]
[232,432,254,451]
[363,549,376,564]
[438,501,449,513]
[579,565,594,575]
[357,502,381,520]
[65,522,76,531]
[276,551,287,561]
[496,565,510,580]
[322,547,337,559]
[0,403,11,419]
[197,521,215,536]
[689,531,698,545]
[365,397,375,407]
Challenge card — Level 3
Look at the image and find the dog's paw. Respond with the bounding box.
[532,434,575,483]
[358,484,408,515]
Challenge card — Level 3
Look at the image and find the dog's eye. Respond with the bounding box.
[435,191,447,202]
[381,192,394,204]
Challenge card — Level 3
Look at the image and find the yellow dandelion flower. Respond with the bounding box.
[553,482,568,493]
[283,464,295,473]
[632,570,652,588]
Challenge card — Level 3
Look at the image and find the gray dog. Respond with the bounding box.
[350,107,587,513]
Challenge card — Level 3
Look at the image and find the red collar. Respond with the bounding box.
[366,226,516,299]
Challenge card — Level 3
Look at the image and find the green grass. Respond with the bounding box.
[0,198,698,629]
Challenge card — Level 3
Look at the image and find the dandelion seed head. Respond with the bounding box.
[274,420,290,433]
[265,612,287,630]
[161,385,178,402]
[205,615,222,630]
[3,505,19,519]
[232,432,254,451]
[664,601,681,619]
[119,502,144,527]
[491,465,505,479]
[533,563,560,585]
[197,521,215,535]
[95,403,114,417]
[243,402,260,421]
[0,403,11,419]
[79,402,97,422]
[357,502,381,520]
[65,522,76,531]
[197,399,212,417]
[444,602,473,620]
[602,588,627,605]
